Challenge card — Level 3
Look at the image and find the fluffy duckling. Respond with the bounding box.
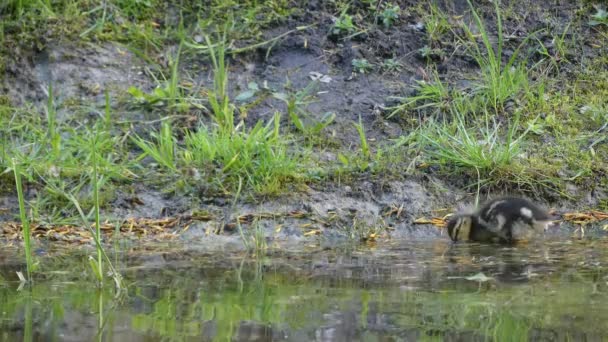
[447,197,551,243]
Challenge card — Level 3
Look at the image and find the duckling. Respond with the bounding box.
[447,197,551,243]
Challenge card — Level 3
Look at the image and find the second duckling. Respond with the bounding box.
[447,197,551,243]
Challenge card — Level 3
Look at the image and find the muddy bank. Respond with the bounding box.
[1,0,607,243]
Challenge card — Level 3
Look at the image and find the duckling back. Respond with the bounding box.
[477,197,550,242]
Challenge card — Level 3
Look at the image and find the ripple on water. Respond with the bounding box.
[1,237,608,341]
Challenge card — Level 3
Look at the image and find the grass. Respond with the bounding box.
[420,1,451,47]
[387,1,603,194]
[415,107,554,192]
[272,80,336,139]
[183,112,298,195]
[132,120,178,172]
[0,0,605,238]
[132,38,302,196]
[459,0,527,112]
[389,70,451,118]
[90,128,104,285]
[12,160,35,283]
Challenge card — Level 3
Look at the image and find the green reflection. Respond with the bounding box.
[0,240,607,341]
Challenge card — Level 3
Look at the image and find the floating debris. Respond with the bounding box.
[413,217,447,228]
[562,210,608,224]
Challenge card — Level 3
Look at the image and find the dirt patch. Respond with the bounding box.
[3,42,150,113]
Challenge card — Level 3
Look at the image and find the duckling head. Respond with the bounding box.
[446,214,473,241]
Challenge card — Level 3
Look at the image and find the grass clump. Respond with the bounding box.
[135,115,299,196]
[389,70,451,118]
[459,0,531,112]
[1,89,133,224]
[419,110,525,173]
[421,2,451,47]
[390,1,577,194]
[133,38,301,197]
[184,112,298,195]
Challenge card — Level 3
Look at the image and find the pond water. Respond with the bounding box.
[1,236,607,341]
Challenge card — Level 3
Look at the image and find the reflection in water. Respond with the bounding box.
[0,238,607,341]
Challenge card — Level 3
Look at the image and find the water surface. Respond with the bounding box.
[1,237,607,341]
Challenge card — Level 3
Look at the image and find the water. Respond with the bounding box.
[1,237,607,341]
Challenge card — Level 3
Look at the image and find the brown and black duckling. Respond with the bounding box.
[447,197,552,243]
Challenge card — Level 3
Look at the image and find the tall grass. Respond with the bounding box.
[46,84,61,160]
[12,159,35,283]
[91,129,103,285]
[205,34,234,132]
[65,124,124,290]
[461,0,530,111]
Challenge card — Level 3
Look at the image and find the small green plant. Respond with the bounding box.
[337,116,378,172]
[389,71,451,117]
[379,4,400,28]
[381,58,402,73]
[534,23,572,72]
[332,10,355,36]
[418,45,445,62]
[424,2,450,46]
[354,116,371,160]
[589,6,607,27]
[352,58,373,74]
[273,81,335,137]
[128,41,204,113]
[235,82,261,102]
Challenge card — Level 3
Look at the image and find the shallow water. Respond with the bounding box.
[1,237,608,341]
